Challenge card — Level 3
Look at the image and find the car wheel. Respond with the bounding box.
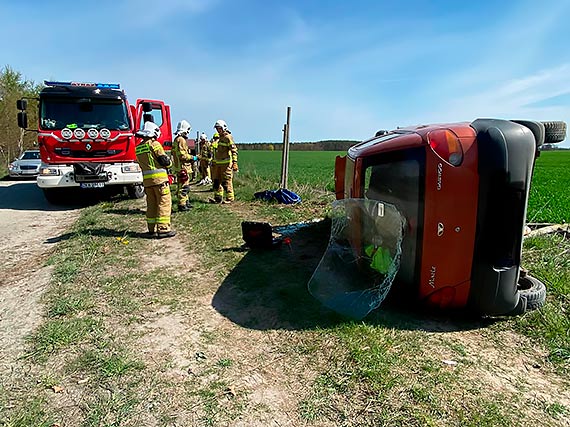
[126,184,145,199]
[518,275,547,311]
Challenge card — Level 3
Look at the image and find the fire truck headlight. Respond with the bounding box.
[74,128,86,139]
[122,164,141,173]
[100,128,111,139]
[61,128,73,139]
[40,167,61,176]
[87,128,99,139]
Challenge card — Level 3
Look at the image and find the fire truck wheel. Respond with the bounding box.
[542,121,567,144]
[517,275,547,312]
[127,184,145,199]
[43,189,64,205]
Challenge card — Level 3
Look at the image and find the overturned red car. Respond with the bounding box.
[334,118,566,316]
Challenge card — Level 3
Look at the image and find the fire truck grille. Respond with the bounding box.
[54,149,123,158]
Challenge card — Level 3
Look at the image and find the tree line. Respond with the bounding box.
[236,140,359,151]
[0,66,42,166]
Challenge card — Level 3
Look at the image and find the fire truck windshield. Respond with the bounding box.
[40,97,130,131]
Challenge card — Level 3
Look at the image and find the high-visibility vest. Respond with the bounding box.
[135,139,170,187]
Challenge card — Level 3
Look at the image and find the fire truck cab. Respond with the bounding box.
[17,81,172,203]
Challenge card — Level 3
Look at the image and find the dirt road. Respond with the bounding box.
[0,179,80,374]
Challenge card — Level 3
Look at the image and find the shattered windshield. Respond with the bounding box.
[40,97,130,130]
[308,199,405,319]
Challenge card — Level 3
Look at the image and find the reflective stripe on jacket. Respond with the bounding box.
[172,135,192,172]
[199,140,212,160]
[136,139,171,187]
[213,133,237,165]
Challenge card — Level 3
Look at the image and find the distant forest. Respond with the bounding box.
[237,141,570,151]
[236,140,360,151]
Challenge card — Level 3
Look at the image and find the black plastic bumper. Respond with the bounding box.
[468,119,539,315]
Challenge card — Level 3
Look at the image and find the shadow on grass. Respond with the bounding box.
[212,219,497,332]
[103,208,146,216]
[45,227,158,243]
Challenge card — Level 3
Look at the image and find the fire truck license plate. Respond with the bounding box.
[80,182,105,189]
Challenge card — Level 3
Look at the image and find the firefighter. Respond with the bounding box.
[197,132,212,186]
[135,121,176,238]
[210,120,238,204]
[208,132,220,191]
[190,148,199,182]
[172,120,194,211]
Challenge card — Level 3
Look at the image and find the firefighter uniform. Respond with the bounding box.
[198,138,212,183]
[135,137,174,236]
[172,134,193,210]
[211,131,238,203]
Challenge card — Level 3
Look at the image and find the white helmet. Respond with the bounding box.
[200,132,208,141]
[214,119,228,132]
[138,121,161,139]
[176,120,192,135]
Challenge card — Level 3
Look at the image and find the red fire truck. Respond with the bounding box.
[16,81,172,203]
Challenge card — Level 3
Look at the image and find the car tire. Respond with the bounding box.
[542,121,567,143]
[518,275,547,311]
[126,183,145,199]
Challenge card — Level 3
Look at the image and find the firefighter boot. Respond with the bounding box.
[157,230,177,238]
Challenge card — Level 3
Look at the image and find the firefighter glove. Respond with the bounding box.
[232,162,239,172]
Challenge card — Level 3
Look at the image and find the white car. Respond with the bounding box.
[9,150,41,178]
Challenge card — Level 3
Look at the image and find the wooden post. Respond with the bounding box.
[280,106,292,189]
[280,123,287,188]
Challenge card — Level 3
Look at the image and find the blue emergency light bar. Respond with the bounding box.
[44,81,121,89]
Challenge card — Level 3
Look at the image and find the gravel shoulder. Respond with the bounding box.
[0,179,80,375]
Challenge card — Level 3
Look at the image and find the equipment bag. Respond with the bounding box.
[254,188,301,204]
[241,221,282,249]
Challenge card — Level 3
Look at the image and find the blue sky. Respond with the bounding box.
[2,0,570,146]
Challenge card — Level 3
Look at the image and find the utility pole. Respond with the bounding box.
[196,130,200,154]
[280,106,291,189]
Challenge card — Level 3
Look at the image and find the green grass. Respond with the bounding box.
[529,151,570,223]
[73,348,145,379]
[238,150,344,198]
[0,396,54,427]
[25,317,101,362]
[517,234,570,371]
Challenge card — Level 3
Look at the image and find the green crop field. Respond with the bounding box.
[239,150,343,192]
[528,151,570,224]
[239,149,570,224]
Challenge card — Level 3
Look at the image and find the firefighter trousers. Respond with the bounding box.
[145,182,172,233]
[176,167,191,207]
[212,163,234,202]
[198,159,211,181]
